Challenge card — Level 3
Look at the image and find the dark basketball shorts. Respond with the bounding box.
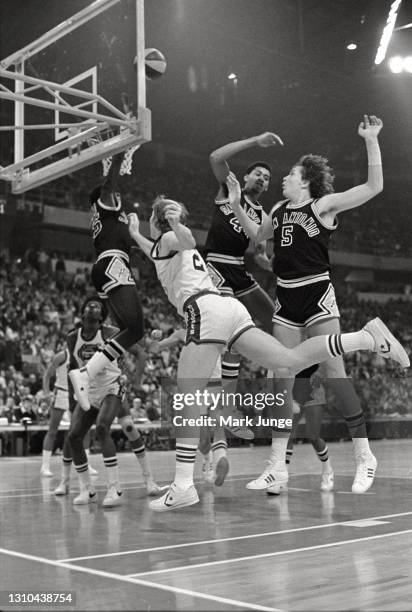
[92,250,135,299]
[273,274,340,329]
[205,255,258,297]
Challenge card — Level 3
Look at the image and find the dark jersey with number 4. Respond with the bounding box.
[271,199,337,280]
[91,195,134,258]
[205,189,263,257]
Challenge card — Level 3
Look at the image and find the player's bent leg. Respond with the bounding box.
[305,403,334,492]
[220,352,253,440]
[237,286,275,334]
[308,318,377,493]
[96,396,123,507]
[41,407,64,477]
[150,343,222,512]
[54,435,73,496]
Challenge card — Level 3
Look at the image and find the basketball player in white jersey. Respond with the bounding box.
[128,193,408,511]
[228,116,402,494]
[147,327,230,486]
[41,349,98,477]
[55,297,163,505]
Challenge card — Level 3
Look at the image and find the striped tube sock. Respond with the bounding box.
[270,437,288,465]
[74,462,93,492]
[211,440,228,462]
[285,449,293,465]
[326,331,374,358]
[103,456,120,487]
[174,443,197,489]
[317,446,329,462]
[132,440,151,476]
[62,457,72,480]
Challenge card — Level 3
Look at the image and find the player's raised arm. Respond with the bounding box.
[210,132,283,191]
[163,203,196,251]
[317,115,383,217]
[99,152,124,208]
[227,172,273,242]
[128,212,154,258]
[254,242,273,272]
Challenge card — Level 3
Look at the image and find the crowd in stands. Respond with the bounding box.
[7,144,412,258]
[1,247,410,455]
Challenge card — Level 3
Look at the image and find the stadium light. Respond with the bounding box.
[403,56,412,73]
[347,43,357,51]
[388,55,404,72]
[228,73,237,80]
[374,0,403,65]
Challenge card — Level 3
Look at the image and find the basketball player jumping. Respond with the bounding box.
[228,115,403,493]
[128,191,408,511]
[70,153,145,410]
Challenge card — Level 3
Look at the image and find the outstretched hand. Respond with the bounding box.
[226,171,242,207]
[164,203,182,228]
[358,115,383,140]
[128,212,140,236]
[256,132,284,147]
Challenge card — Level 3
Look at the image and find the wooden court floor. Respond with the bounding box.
[1,439,412,611]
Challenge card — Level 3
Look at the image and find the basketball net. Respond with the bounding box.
[102,143,140,177]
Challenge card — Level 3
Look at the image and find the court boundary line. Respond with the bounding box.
[0,546,281,612]
[59,510,412,562]
[127,528,412,578]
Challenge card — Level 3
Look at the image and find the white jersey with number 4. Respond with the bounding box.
[151,237,218,316]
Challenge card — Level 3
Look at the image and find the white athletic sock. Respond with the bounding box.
[340,330,374,353]
[174,443,197,489]
[211,440,227,462]
[76,466,93,492]
[103,456,120,487]
[352,437,372,458]
[42,449,51,469]
[270,437,288,466]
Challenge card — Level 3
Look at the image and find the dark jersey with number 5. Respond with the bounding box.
[91,195,134,258]
[271,199,337,279]
[205,188,263,258]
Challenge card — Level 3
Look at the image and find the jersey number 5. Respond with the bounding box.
[192,253,206,271]
[281,225,294,246]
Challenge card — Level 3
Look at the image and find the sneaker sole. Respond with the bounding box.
[214,457,229,487]
[369,318,410,368]
[266,484,288,496]
[73,493,97,505]
[225,426,255,440]
[54,489,69,496]
[149,494,199,512]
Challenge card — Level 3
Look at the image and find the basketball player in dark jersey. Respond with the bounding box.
[228,115,407,494]
[70,153,144,411]
[204,133,283,449]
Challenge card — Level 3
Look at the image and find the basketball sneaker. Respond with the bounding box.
[149,482,199,512]
[320,468,334,492]
[352,452,377,494]
[40,467,53,478]
[214,456,229,487]
[73,488,97,505]
[102,485,123,508]
[246,460,288,491]
[54,480,69,496]
[69,368,90,410]
[144,476,169,496]
[364,318,410,368]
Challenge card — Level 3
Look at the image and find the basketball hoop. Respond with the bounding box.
[101,143,140,177]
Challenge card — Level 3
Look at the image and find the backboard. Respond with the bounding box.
[0,0,151,194]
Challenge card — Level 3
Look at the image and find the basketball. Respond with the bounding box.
[150,329,163,340]
[144,48,167,80]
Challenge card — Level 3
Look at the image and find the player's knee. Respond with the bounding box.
[68,429,82,448]
[95,421,110,441]
[119,416,139,440]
